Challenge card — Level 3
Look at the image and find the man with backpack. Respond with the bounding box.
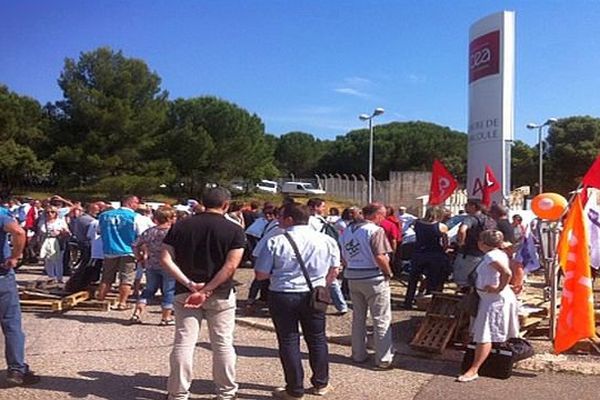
[307,198,348,315]
[453,198,497,288]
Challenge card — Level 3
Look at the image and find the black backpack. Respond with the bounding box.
[319,217,340,242]
[464,213,496,255]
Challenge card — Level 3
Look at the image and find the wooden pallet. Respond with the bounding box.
[62,291,90,309]
[410,315,459,353]
[410,293,465,353]
[20,299,63,312]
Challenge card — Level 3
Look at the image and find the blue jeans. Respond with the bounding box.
[138,268,176,309]
[329,279,348,312]
[268,291,329,397]
[0,269,27,374]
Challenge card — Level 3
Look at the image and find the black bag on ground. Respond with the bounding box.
[65,259,102,294]
[461,343,513,379]
[506,337,535,362]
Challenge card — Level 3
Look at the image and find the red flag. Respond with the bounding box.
[481,164,500,207]
[554,194,597,353]
[429,159,458,205]
[582,154,600,189]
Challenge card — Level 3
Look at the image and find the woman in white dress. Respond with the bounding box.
[458,229,520,382]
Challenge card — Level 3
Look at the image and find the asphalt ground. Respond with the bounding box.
[1,265,599,399]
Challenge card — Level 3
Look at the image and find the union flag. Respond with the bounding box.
[429,159,458,205]
[554,194,597,353]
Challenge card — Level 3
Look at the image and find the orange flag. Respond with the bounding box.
[554,194,597,353]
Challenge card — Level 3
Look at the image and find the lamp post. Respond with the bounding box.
[359,108,385,203]
[526,118,557,194]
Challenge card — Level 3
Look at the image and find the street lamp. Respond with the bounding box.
[526,118,557,194]
[359,107,385,203]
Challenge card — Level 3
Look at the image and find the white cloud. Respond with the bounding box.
[344,76,372,86]
[334,87,371,98]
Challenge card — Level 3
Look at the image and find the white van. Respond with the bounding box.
[256,179,279,194]
[281,181,326,196]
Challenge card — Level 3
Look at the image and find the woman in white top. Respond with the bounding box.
[39,206,70,282]
[458,229,520,382]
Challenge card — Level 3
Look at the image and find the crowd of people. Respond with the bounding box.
[0,190,530,397]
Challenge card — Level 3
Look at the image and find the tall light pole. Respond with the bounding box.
[526,118,557,194]
[359,108,385,203]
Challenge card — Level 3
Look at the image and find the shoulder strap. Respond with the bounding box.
[283,231,314,292]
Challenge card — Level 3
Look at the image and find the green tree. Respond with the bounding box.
[0,139,51,198]
[50,47,170,189]
[274,131,326,177]
[545,116,600,195]
[161,97,278,195]
[0,85,52,196]
[317,121,467,183]
[510,140,537,190]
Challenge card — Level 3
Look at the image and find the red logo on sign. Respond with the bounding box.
[469,30,500,83]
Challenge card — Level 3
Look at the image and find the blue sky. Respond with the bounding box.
[2,1,600,145]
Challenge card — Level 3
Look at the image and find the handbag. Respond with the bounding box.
[457,266,480,318]
[457,288,480,318]
[283,232,332,313]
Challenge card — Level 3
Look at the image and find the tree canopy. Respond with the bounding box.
[316,121,468,182]
[0,86,51,197]
[50,47,171,191]
[545,116,600,194]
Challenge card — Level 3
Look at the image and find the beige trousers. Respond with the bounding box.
[348,278,393,365]
[167,291,237,400]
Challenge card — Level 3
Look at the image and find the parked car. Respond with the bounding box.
[256,179,279,194]
[281,181,326,196]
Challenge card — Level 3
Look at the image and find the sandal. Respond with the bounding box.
[129,314,142,324]
[159,319,175,326]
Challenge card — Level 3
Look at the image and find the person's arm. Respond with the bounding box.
[370,228,393,278]
[509,259,525,294]
[325,240,342,286]
[160,244,199,290]
[439,223,449,250]
[456,223,468,247]
[254,238,274,281]
[484,261,512,293]
[3,220,26,268]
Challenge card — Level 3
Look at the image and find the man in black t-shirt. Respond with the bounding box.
[161,187,245,400]
[489,204,516,244]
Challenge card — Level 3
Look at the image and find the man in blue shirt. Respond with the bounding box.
[255,203,341,399]
[0,207,40,386]
[97,195,143,310]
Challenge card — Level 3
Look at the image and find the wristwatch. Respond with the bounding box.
[185,280,197,291]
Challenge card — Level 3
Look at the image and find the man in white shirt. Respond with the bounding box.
[255,203,341,399]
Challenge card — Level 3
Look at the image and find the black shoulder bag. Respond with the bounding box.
[283,232,332,313]
[457,264,481,318]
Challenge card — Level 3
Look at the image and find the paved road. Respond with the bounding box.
[2,300,599,399]
[2,267,599,399]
